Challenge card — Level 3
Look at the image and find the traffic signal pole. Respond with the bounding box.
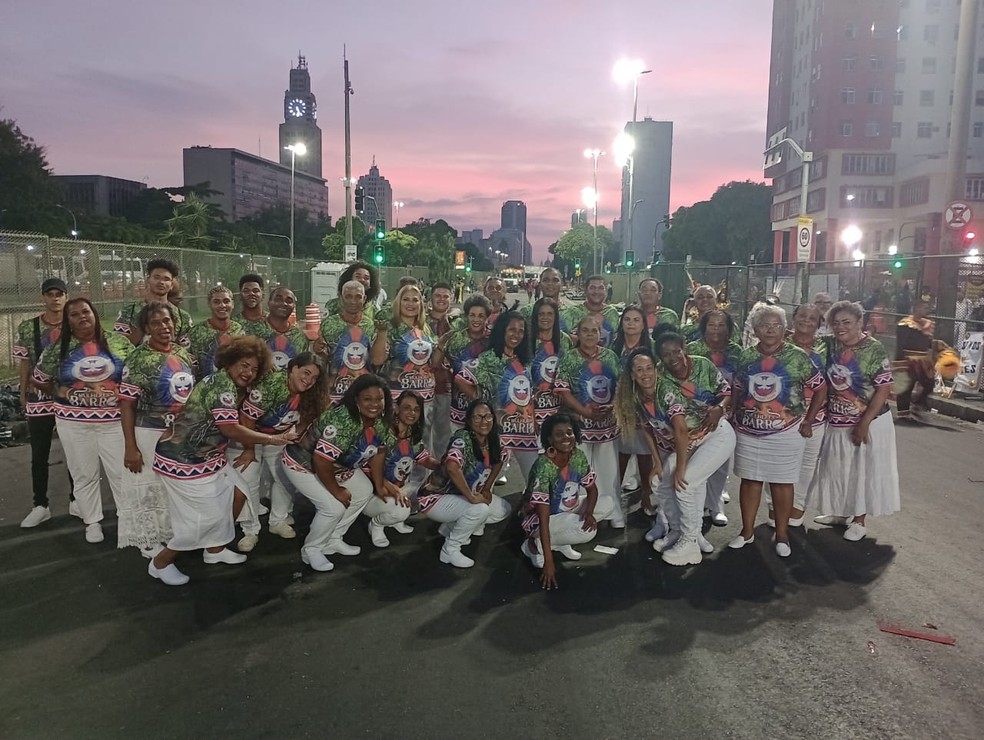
[343,49,354,248]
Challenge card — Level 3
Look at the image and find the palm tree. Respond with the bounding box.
[160,194,215,250]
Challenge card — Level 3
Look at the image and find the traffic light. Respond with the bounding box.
[653,250,663,264]
[893,257,904,270]
[574,259,581,269]
[465,256,473,273]
[355,187,365,212]
[964,229,977,248]
[373,242,384,265]
[374,218,386,240]
[605,261,612,274]
[625,250,635,269]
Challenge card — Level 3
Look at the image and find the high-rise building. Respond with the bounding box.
[279,54,323,178]
[571,209,589,228]
[356,160,393,230]
[183,147,328,222]
[765,1,984,262]
[619,118,673,263]
[54,175,147,218]
[500,200,532,263]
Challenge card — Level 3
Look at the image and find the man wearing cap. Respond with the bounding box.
[14,278,76,528]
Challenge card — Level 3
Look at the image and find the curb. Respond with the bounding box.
[930,396,984,424]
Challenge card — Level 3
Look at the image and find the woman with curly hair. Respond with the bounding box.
[363,390,440,548]
[119,302,195,558]
[458,311,538,484]
[33,297,133,545]
[281,374,391,573]
[237,352,329,550]
[418,399,511,568]
[148,336,298,585]
[520,413,613,589]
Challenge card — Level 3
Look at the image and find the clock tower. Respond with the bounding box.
[279,54,323,178]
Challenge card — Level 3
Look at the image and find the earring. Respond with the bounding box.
[546,446,557,456]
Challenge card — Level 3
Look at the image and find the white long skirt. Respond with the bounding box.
[159,464,248,551]
[118,427,173,550]
[811,412,901,519]
[734,424,806,484]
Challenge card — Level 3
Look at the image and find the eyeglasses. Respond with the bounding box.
[759,323,784,331]
[472,413,494,422]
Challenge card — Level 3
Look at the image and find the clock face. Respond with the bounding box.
[288,99,306,117]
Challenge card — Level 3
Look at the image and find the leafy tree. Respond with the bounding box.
[159,193,217,250]
[0,118,61,233]
[322,216,367,261]
[554,223,615,274]
[661,180,772,265]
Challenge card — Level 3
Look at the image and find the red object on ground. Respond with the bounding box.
[878,623,956,645]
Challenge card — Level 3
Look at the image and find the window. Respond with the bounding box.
[841,121,854,136]
[870,56,884,71]
[868,88,883,104]
[842,154,895,175]
[841,186,893,208]
[865,121,880,137]
[809,156,827,181]
[976,90,984,106]
[920,90,935,106]
[892,121,903,138]
[897,58,907,73]
[922,57,937,73]
[924,25,939,43]
[845,22,858,38]
[978,57,984,74]
[975,122,984,138]
[917,121,933,138]
[841,87,856,104]
[806,188,826,212]
[843,56,857,71]
[967,178,984,200]
[894,90,904,105]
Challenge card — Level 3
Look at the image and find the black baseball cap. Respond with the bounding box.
[41,278,68,294]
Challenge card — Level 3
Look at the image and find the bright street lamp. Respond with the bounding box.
[394,200,405,228]
[284,142,307,259]
[613,132,635,168]
[55,204,78,240]
[841,224,863,248]
[888,244,898,255]
[583,149,603,275]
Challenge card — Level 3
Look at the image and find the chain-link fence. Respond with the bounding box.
[0,231,433,376]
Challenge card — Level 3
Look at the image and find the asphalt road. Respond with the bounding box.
[2,356,983,736]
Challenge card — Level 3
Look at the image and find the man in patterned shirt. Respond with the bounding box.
[115,258,193,347]
[243,285,310,371]
[14,278,75,528]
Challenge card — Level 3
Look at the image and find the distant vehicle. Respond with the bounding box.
[503,277,520,293]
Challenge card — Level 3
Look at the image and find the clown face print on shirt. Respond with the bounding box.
[733,343,820,435]
[385,326,436,399]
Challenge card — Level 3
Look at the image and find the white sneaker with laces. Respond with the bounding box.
[20,506,51,528]
[85,523,104,544]
[554,544,582,560]
[661,537,702,566]
[268,521,297,539]
[653,530,680,553]
[237,534,258,553]
[521,539,545,568]
[368,521,390,548]
[843,522,867,541]
[697,533,714,553]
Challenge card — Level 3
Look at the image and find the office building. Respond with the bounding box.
[500,200,532,263]
[357,161,393,230]
[766,0,984,261]
[183,147,329,222]
[279,54,323,178]
[619,118,673,263]
[54,175,147,218]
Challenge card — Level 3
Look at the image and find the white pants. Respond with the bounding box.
[363,488,414,527]
[658,423,736,541]
[118,426,172,549]
[765,424,826,511]
[534,495,615,547]
[429,394,452,458]
[581,440,622,523]
[56,419,125,526]
[505,448,538,487]
[284,466,374,555]
[228,444,293,534]
[424,493,511,551]
[704,459,730,514]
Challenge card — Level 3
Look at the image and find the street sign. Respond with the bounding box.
[454,250,466,270]
[344,244,357,262]
[796,217,813,262]
[945,201,974,230]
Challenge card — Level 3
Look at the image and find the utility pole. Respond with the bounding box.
[343,48,354,247]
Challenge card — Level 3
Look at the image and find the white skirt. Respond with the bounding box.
[811,412,901,519]
[160,464,248,551]
[616,425,651,456]
[734,424,806,484]
[117,427,173,550]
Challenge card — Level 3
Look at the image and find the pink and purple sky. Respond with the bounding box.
[1,0,773,260]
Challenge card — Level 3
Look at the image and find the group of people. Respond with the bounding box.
[14,260,901,590]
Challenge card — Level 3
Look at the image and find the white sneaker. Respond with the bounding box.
[520,539,545,568]
[268,521,297,539]
[697,533,714,553]
[789,515,805,527]
[814,514,848,526]
[652,530,680,553]
[237,534,258,553]
[203,548,247,565]
[440,546,475,568]
[20,505,51,528]
[301,549,334,572]
[661,537,702,566]
[258,503,270,516]
[325,539,361,556]
[68,499,82,519]
[392,521,414,534]
[710,511,728,527]
[728,533,755,549]
[721,491,731,504]
[148,560,189,586]
[609,513,626,529]
[775,540,792,558]
[844,522,867,541]
[554,544,582,560]
[85,523,104,544]
[644,516,668,543]
[368,521,390,548]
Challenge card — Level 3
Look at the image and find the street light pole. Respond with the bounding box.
[284,143,306,260]
[257,232,292,256]
[55,204,78,239]
[583,148,603,275]
[614,59,651,262]
[394,200,404,228]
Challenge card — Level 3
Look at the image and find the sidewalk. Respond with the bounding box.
[930,390,984,423]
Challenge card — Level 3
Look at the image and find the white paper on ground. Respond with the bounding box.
[593,545,619,555]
